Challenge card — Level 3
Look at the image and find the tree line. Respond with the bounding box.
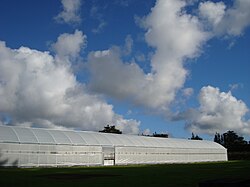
[213,131,250,160]
[214,130,248,148]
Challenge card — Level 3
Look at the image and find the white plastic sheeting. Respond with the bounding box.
[115,146,226,165]
[0,142,102,167]
[0,125,227,167]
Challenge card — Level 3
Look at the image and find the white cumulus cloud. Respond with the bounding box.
[199,1,226,28]
[55,0,81,25]
[199,0,250,36]
[0,31,140,134]
[88,0,208,111]
[53,30,86,60]
[180,86,250,135]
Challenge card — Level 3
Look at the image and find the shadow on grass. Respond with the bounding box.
[199,178,250,187]
[38,173,121,180]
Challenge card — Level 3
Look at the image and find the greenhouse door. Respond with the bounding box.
[102,146,115,166]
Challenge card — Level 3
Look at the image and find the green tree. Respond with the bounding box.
[214,132,222,144]
[190,133,203,140]
[153,132,168,138]
[222,130,247,148]
[99,124,122,134]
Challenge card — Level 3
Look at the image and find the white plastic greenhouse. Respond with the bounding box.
[0,125,227,167]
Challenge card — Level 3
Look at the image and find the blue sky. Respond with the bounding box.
[0,0,249,140]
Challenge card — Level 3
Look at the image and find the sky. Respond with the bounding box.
[0,0,249,140]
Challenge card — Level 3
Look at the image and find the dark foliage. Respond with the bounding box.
[227,144,250,160]
[141,132,168,138]
[223,131,247,148]
[214,131,250,160]
[190,133,203,140]
[152,132,168,138]
[214,131,247,148]
[214,132,222,144]
[99,125,122,134]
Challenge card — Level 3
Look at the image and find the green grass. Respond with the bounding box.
[0,161,250,187]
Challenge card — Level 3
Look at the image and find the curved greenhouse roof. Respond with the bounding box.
[0,125,225,150]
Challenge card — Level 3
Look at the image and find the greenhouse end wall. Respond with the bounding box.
[0,125,227,167]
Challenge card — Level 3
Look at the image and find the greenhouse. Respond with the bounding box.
[0,125,227,167]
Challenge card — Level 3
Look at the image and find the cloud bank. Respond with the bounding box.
[0,31,140,134]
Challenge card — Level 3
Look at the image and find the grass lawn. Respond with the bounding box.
[0,161,250,187]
